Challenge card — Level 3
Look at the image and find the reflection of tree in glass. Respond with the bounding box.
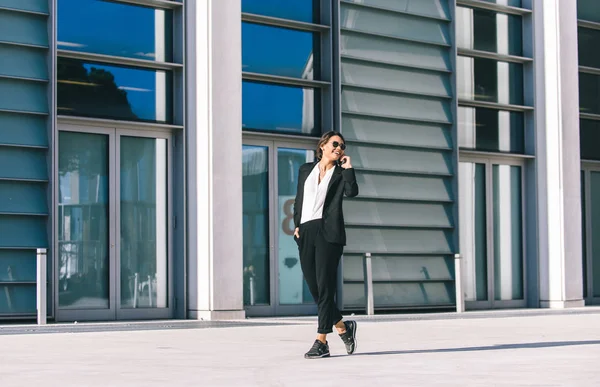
[57,59,138,121]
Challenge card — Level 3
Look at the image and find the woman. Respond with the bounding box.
[293,130,359,359]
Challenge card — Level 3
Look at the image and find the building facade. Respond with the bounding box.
[0,0,597,322]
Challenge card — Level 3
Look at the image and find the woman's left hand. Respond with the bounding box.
[340,156,352,169]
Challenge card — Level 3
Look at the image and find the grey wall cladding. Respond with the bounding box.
[0,0,50,317]
[338,0,456,310]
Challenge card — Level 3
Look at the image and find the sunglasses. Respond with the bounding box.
[331,141,346,151]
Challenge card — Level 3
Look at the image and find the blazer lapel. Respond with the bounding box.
[324,166,343,204]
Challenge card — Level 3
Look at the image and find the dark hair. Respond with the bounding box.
[316,131,345,160]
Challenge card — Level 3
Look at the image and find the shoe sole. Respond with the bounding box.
[304,352,330,359]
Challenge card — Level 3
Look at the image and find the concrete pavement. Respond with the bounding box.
[1,311,600,386]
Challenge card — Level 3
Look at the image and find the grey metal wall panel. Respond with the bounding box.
[343,282,454,308]
[0,111,48,146]
[0,285,36,314]
[342,87,452,123]
[340,32,451,71]
[342,115,452,149]
[0,147,47,180]
[0,215,47,248]
[355,172,453,201]
[0,10,48,46]
[339,1,456,310]
[342,0,451,19]
[0,44,48,80]
[343,254,453,281]
[0,79,48,113]
[0,1,50,319]
[0,181,48,214]
[341,59,452,97]
[0,0,49,14]
[343,200,453,228]
[345,228,453,254]
[346,144,453,175]
[0,249,36,282]
[340,4,450,45]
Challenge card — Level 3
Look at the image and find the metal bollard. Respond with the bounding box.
[36,248,47,325]
[363,252,374,316]
[454,253,465,313]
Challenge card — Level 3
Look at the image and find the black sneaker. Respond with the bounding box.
[304,340,330,359]
[339,320,357,354]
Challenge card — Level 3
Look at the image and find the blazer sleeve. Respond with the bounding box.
[293,170,302,229]
[342,168,359,198]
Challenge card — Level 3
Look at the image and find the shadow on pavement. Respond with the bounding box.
[331,340,600,358]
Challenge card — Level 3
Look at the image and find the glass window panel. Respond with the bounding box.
[579,72,600,116]
[590,172,600,297]
[242,22,319,79]
[57,58,173,123]
[580,119,600,160]
[242,0,318,24]
[578,27,600,69]
[120,136,168,309]
[578,0,600,24]
[459,106,524,153]
[456,7,523,56]
[459,162,488,301]
[242,145,270,305]
[277,147,315,305]
[58,0,173,62]
[242,81,320,136]
[458,56,523,105]
[58,131,109,309]
[493,164,523,301]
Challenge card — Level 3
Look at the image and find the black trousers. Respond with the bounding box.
[296,219,343,334]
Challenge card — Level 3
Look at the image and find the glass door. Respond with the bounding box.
[242,138,317,316]
[581,165,600,305]
[57,127,115,321]
[57,126,172,321]
[459,156,526,309]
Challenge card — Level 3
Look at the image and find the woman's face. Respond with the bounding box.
[321,135,345,162]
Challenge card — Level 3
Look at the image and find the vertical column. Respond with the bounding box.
[186,0,245,320]
[533,0,584,308]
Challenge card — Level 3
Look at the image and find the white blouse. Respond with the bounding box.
[300,164,335,225]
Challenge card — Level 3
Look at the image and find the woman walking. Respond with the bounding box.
[293,130,359,359]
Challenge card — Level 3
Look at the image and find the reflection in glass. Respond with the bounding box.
[458,56,523,105]
[456,7,523,56]
[578,27,600,69]
[57,0,173,62]
[278,148,315,305]
[120,136,168,309]
[579,73,600,116]
[58,132,109,309]
[242,145,270,306]
[57,58,172,123]
[242,0,317,23]
[480,0,522,6]
[459,106,524,153]
[580,119,600,161]
[459,162,488,301]
[242,81,320,136]
[493,165,523,301]
[591,172,600,297]
[242,22,318,79]
[578,0,600,24]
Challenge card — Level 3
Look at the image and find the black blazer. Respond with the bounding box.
[293,162,359,246]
